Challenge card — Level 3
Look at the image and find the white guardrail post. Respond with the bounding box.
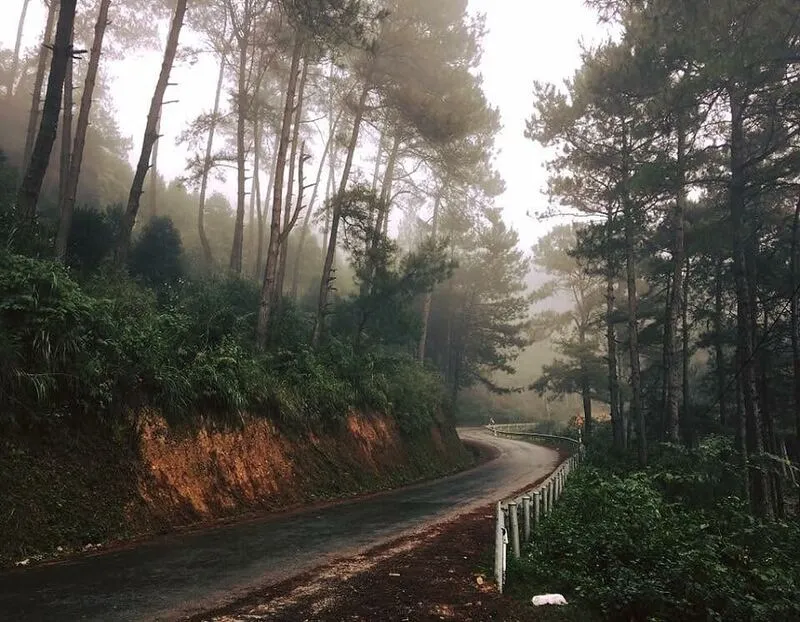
[522,495,531,542]
[495,501,506,592]
[487,422,583,594]
[509,501,521,559]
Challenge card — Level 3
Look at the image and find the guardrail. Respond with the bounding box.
[486,423,584,594]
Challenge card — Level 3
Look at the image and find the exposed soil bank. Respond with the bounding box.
[0,411,471,568]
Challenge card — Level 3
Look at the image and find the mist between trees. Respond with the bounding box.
[3,0,800,617]
[0,0,533,435]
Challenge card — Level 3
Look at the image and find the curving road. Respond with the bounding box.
[0,428,558,621]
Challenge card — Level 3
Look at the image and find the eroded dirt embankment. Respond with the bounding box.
[0,410,471,567]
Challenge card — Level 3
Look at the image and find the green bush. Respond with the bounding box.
[129,216,184,288]
[0,252,447,433]
[511,464,800,621]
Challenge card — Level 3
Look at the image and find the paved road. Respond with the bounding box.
[0,428,558,622]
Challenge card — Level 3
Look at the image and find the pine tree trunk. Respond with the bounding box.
[311,79,371,347]
[147,113,161,220]
[24,2,58,170]
[16,0,76,241]
[714,256,728,427]
[7,0,32,98]
[607,273,623,449]
[579,322,593,442]
[248,120,262,274]
[367,128,386,232]
[55,0,111,262]
[256,34,303,348]
[290,112,341,300]
[622,122,646,466]
[198,40,226,271]
[758,308,784,518]
[605,208,623,449]
[229,24,251,275]
[418,193,441,361]
[624,210,645,465]
[256,139,275,280]
[792,195,800,439]
[729,91,772,520]
[116,0,187,265]
[58,36,73,217]
[371,129,385,193]
[665,119,686,442]
[276,56,309,300]
[682,256,691,446]
[735,371,749,502]
[661,275,673,436]
[374,132,400,240]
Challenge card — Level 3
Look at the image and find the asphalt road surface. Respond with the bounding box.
[0,428,559,621]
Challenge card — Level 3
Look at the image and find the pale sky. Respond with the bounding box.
[1,0,607,250]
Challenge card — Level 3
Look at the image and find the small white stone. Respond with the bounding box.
[532,594,568,606]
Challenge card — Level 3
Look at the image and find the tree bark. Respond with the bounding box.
[605,207,623,450]
[276,56,309,300]
[7,0,32,98]
[229,18,251,275]
[312,79,371,347]
[55,0,111,262]
[197,35,227,271]
[248,120,262,276]
[621,122,646,467]
[792,195,800,439]
[322,134,337,258]
[665,119,687,443]
[418,193,441,361]
[16,0,76,240]
[58,33,73,218]
[729,90,772,520]
[579,320,593,441]
[116,0,187,265]
[23,1,58,171]
[374,132,400,241]
[682,255,691,446]
[290,111,341,299]
[256,34,303,348]
[147,112,161,221]
[714,256,728,427]
[661,274,673,437]
[256,138,275,280]
[371,129,385,193]
[625,209,645,465]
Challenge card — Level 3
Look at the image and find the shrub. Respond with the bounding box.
[129,216,184,287]
[65,206,121,273]
[0,251,447,434]
[511,465,800,622]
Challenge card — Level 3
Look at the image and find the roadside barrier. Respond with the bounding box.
[486,423,584,594]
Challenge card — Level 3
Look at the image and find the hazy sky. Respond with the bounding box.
[1,0,607,249]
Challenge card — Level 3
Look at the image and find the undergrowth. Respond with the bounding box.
[509,436,800,622]
[0,250,445,433]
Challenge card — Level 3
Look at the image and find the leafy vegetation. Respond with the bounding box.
[511,436,800,622]
[0,244,450,433]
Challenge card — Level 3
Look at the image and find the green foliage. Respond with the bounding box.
[336,185,455,349]
[0,251,448,433]
[512,455,800,622]
[65,206,121,273]
[129,216,184,287]
[426,208,532,395]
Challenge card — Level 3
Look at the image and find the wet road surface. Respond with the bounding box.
[0,428,558,621]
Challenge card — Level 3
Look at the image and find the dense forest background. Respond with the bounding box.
[4,1,800,619]
[0,0,572,436]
